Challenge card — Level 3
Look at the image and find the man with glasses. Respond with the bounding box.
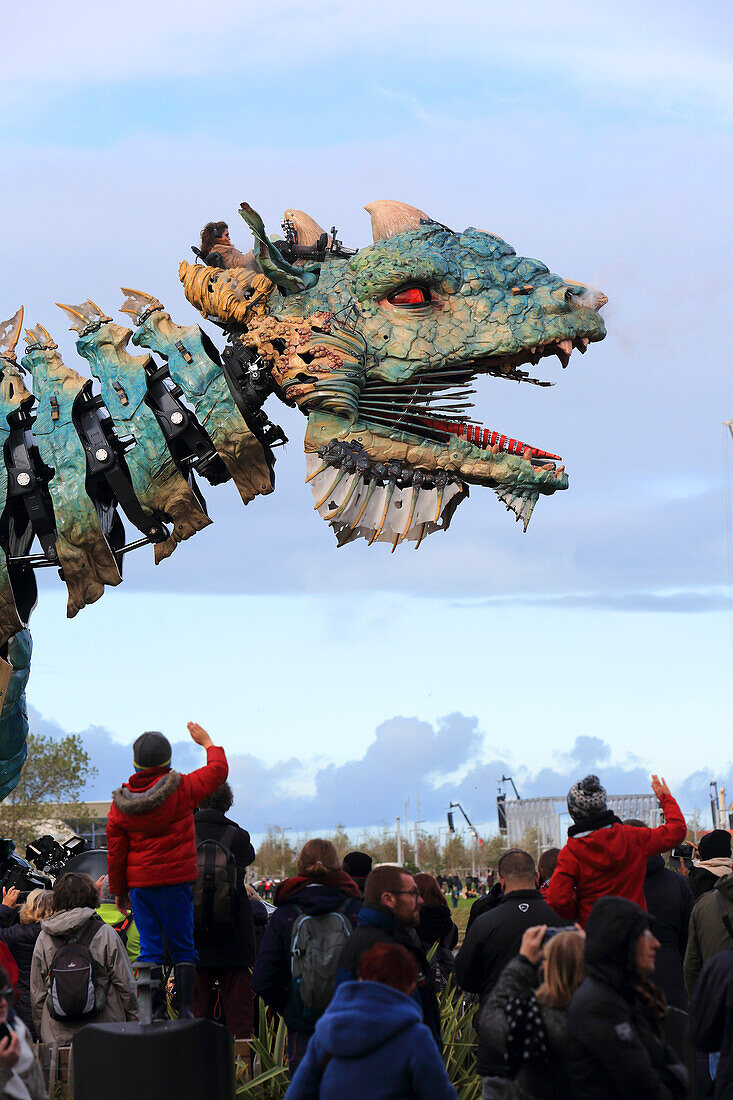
[335,865,442,1046]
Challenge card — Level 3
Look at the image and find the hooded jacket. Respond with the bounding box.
[336,906,442,1048]
[642,855,694,1009]
[545,790,686,927]
[684,872,733,995]
[689,947,733,1100]
[251,874,361,1035]
[30,907,138,1044]
[566,896,687,1100]
[106,744,228,893]
[286,980,457,1100]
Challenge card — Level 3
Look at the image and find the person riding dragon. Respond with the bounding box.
[0,198,607,796]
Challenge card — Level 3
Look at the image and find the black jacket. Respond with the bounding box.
[466,881,504,932]
[0,905,40,1037]
[336,905,442,1047]
[566,896,688,1100]
[455,888,564,1075]
[193,808,256,969]
[477,954,571,1099]
[689,947,733,1099]
[643,855,695,1010]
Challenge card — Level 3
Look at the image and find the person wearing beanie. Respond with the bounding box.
[106,721,228,1018]
[341,851,373,898]
[684,852,733,996]
[688,829,733,901]
[545,774,686,927]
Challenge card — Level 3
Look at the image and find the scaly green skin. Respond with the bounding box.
[274,224,605,385]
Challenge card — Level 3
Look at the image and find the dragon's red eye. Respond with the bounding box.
[386,286,431,306]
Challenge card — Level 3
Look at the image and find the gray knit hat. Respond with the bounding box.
[567,774,608,823]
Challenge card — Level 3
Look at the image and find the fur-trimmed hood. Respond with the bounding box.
[112,770,181,816]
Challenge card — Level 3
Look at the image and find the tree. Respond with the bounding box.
[0,732,98,849]
[253,827,297,879]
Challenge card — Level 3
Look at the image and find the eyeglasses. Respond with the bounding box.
[391,889,420,898]
[0,988,14,1000]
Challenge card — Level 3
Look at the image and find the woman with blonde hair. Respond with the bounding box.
[477,925,585,1099]
[253,838,362,1077]
[0,888,54,1038]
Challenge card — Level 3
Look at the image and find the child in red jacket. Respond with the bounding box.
[545,773,686,927]
[106,721,228,1015]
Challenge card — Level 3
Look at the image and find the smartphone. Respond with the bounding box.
[0,1024,12,1044]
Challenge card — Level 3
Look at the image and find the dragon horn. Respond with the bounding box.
[364,200,433,242]
[56,300,111,333]
[23,323,56,349]
[119,287,163,323]
[0,308,24,358]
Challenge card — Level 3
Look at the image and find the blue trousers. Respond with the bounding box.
[130,884,197,965]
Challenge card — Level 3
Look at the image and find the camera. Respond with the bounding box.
[25,835,86,879]
[544,925,577,942]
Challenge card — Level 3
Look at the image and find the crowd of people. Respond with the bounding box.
[0,731,730,1099]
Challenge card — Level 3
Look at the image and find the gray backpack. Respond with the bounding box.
[290,901,352,1021]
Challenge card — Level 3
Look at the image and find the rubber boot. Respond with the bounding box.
[151,966,169,1021]
[174,962,196,1020]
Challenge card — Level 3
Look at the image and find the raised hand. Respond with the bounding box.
[187,721,212,749]
[519,925,547,965]
[651,774,672,803]
[1,888,19,910]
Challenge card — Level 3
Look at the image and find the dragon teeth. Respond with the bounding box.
[304,453,465,548]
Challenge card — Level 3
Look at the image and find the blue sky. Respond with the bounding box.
[3,1,733,833]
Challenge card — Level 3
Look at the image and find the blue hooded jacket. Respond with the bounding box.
[287,980,457,1100]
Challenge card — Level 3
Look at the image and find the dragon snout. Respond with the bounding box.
[567,284,608,312]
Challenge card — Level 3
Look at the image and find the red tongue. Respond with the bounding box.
[422,418,561,462]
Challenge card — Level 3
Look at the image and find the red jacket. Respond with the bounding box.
[545,790,686,927]
[106,745,228,895]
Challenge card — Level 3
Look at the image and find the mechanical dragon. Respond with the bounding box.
[0,199,606,796]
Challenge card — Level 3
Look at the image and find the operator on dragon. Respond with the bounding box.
[106,722,229,1018]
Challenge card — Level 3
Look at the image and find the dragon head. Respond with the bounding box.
[181,200,607,548]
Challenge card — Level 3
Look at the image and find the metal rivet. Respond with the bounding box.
[16,472,30,487]
[171,411,184,425]
[95,448,108,462]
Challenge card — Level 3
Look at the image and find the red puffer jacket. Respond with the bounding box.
[106,745,228,894]
[545,789,686,927]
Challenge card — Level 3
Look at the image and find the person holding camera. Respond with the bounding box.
[0,889,53,1039]
[477,925,585,1100]
[0,963,47,1099]
[455,849,564,1098]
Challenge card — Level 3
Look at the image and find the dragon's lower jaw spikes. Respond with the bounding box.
[305,453,466,549]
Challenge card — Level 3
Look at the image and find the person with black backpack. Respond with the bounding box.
[252,839,361,1077]
[192,782,256,1038]
[30,874,137,1045]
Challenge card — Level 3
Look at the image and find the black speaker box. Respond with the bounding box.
[73,1018,234,1100]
